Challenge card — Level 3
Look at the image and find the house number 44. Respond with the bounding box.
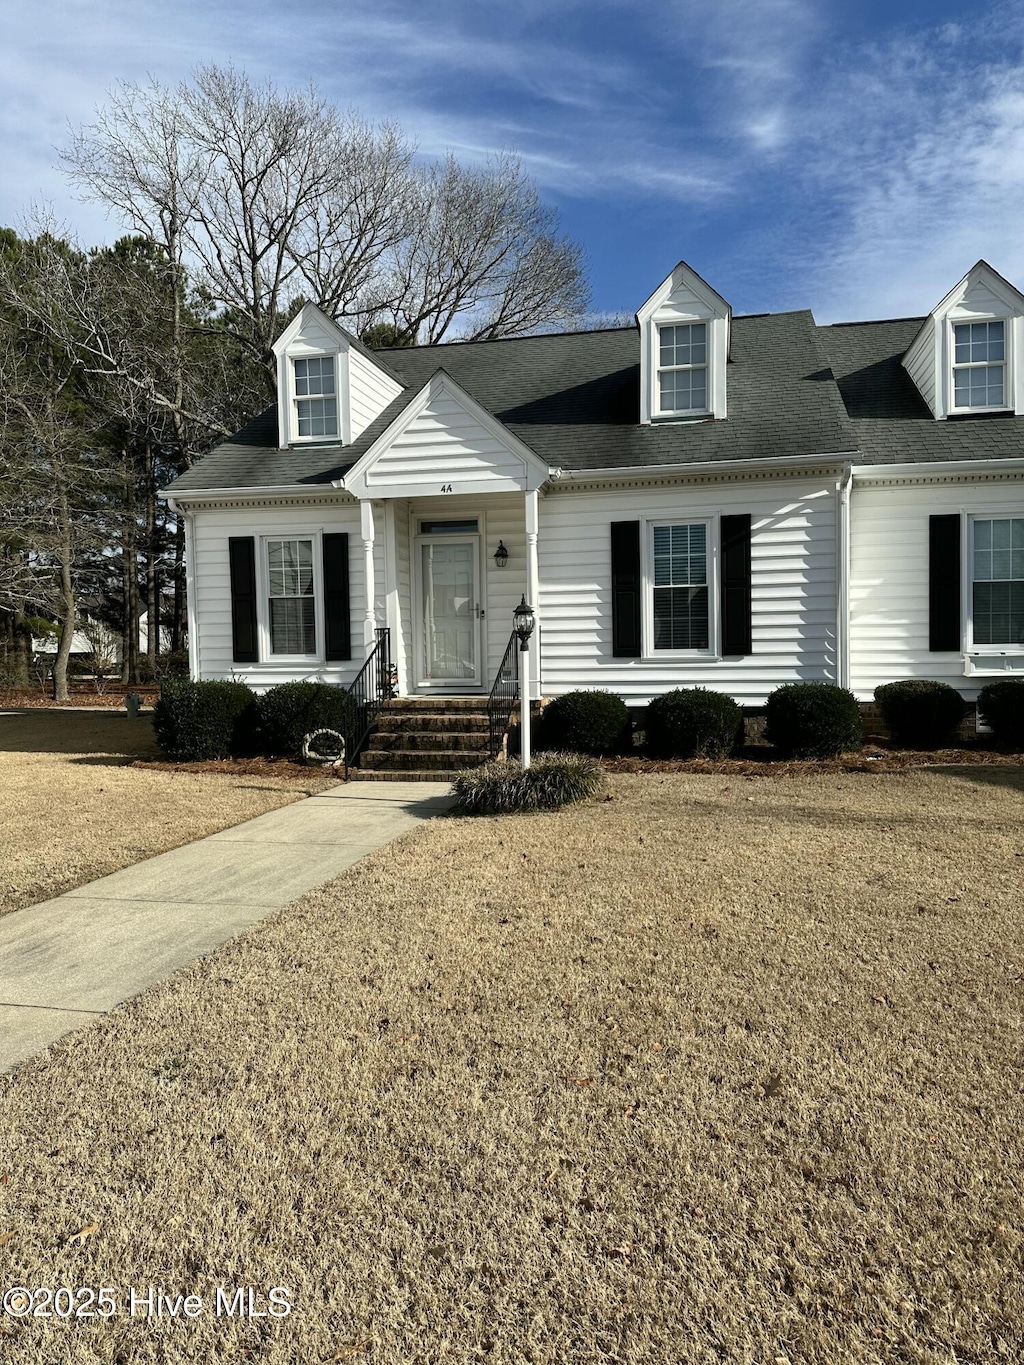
[440,483,453,493]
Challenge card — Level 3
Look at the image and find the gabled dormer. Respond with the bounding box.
[272,302,405,447]
[637,261,731,425]
[903,261,1024,420]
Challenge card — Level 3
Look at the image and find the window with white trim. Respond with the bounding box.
[652,522,710,650]
[972,517,1024,645]
[953,321,1006,410]
[267,538,316,655]
[658,323,708,414]
[293,356,338,437]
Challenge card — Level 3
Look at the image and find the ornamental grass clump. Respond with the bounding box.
[153,679,257,761]
[765,682,863,759]
[644,687,742,759]
[449,752,605,815]
[874,679,965,748]
[256,682,360,760]
[978,679,1024,748]
[538,690,631,755]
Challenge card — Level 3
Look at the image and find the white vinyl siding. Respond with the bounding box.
[538,478,837,707]
[849,479,1024,698]
[363,391,528,494]
[187,501,365,690]
[349,348,404,441]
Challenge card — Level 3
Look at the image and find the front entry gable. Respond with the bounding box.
[342,369,551,499]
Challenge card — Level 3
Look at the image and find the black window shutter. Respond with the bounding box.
[228,537,259,664]
[720,513,753,655]
[323,532,351,662]
[611,521,642,657]
[929,514,961,652]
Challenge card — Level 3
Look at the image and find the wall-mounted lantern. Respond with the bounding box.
[493,540,509,569]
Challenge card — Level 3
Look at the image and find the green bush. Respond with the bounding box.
[256,681,360,760]
[874,679,965,748]
[645,687,742,759]
[765,682,863,758]
[449,752,605,815]
[153,679,257,760]
[978,680,1024,748]
[538,690,630,755]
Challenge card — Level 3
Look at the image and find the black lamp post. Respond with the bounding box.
[513,595,536,768]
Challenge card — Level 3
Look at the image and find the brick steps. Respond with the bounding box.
[350,696,494,781]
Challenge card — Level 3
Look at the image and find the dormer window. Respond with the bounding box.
[294,356,338,438]
[637,261,730,424]
[903,262,1024,419]
[658,323,708,414]
[272,301,405,449]
[952,321,1006,410]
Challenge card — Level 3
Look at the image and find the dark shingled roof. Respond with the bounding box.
[167,308,1024,494]
[819,317,1024,464]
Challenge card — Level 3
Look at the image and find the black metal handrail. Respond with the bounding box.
[343,627,392,777]
[486,630,519,759]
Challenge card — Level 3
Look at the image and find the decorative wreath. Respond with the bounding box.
[302,728,346,766]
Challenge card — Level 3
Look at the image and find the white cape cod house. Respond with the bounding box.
[164,259,1024,765]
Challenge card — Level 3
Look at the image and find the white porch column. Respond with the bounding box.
[525,488,540,700]
[361,499,376,655]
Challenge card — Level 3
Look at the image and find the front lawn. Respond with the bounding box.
[0,769,1021,1362]
[0,709,334,915]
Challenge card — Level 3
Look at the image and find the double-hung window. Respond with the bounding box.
[267,538,316,655]
[972,517,1024,646]
[293,356,338,438]
[658,323,708,415]
[953,321,1006,410]
[652,522,710,650]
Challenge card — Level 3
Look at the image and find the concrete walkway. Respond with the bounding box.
[0,781,451,1073]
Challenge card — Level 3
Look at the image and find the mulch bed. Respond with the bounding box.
[0,686,161,710]
[131,756,342,783]
[603,740,1024,777]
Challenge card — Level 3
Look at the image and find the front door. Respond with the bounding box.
[415,535,482,689]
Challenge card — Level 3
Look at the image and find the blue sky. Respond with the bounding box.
[3,0,1024,323]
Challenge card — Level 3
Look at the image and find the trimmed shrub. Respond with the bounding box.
[449,752,605,815]
[765,682,863,758]
[978,679,1024,748]
[153,679,257,760]
[874,679,965,748]
[538,689,630,756]
[645,687,742,759]
[256,681,360,760]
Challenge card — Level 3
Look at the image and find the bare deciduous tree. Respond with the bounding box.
[63,66,590,365]
[379,153,589,344]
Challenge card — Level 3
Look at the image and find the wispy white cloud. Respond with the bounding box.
[790,11,1024,320]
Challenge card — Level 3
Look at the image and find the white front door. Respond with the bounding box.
[415,535,482,688]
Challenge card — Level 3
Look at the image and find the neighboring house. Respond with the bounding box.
[163,259,1024,727]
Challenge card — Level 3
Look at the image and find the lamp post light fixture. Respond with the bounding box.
[512,595,536,769]
[493,539,509,569]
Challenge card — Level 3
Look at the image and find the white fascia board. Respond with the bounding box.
[158,484,354,504]
[341,368,550,499]
[851,457,1024,482]
[549,451,854,485]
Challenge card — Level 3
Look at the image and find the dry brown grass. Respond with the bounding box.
[1,769,1022,1363]
[0,709,334,914]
